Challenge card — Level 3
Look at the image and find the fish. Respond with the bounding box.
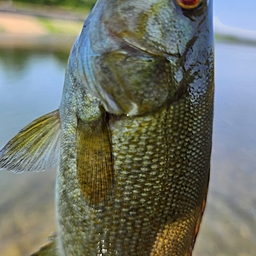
[0,0,214,255]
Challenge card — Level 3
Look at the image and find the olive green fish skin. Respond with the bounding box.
[0,0,214,255]
[57,0,214,255]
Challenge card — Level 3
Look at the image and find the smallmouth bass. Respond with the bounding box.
[0,0,214,255]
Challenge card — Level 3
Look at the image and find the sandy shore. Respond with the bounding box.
[0,12,47,35]
[0,12,83,51]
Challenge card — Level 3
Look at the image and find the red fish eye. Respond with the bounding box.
[176,0,202,9]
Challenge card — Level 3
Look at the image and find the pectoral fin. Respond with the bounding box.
[77,115,113,207]
[0,110,61,173]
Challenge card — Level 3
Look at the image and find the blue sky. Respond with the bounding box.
[214,1,256,31]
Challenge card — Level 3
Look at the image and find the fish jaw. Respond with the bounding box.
[89,0,200,56]
[75,0,213,117]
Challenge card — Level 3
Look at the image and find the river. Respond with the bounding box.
[0,42,255,255]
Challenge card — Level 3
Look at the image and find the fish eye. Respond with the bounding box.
[176,0,202,10]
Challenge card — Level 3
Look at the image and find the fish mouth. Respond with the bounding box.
[120,37,180,61]
[108,29,179,61]
[121,38,159,57]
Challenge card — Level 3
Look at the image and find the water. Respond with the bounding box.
[0,43,255,255]
[194,43,256,256]
[0,50,66,255]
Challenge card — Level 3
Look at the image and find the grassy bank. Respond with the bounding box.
[1,2,255,53]
[0,3,86,52]
[0,1,93,19]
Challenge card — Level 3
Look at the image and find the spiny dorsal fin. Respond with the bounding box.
[77,115,113,207]
[0,110,61,173]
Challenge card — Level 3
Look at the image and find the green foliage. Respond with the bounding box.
[12,0,96,7]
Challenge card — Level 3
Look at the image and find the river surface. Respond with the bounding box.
[0,42,255,256]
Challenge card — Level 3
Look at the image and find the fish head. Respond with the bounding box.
[75,0,213,116]
[99,0,212,56]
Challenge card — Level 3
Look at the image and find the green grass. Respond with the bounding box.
[38,17,83,35]
[215,34,256,46]
[5,2,91,20]
[12,1,94,10]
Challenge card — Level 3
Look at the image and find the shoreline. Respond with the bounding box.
[0,2,89,21]
[0,34,77,52]
[0,8,255,52]
[0,7,84,52]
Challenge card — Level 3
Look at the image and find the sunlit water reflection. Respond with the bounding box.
[0,43,255,255]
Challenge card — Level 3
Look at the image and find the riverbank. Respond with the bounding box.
[0,5,85,52]
[0,1,89,21]
[1,4,256,52]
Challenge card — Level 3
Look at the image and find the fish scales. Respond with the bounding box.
[57,93,213,255]
[0,0,214,255]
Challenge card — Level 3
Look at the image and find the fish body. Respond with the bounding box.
[0,0,214,255]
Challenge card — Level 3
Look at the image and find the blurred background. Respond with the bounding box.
[0,1,255,255]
